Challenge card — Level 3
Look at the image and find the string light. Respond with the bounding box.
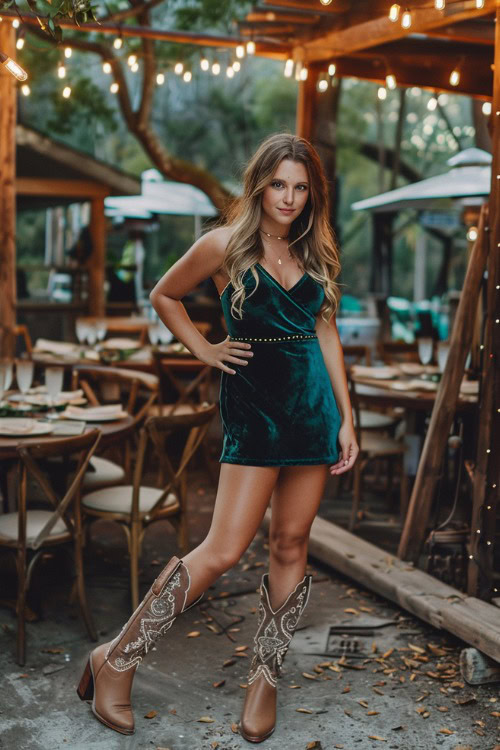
[328,63,336,77]
[200,56,209,71]
[427,96,438,111]
[21,83,30,96]
[110,81,119,93]
[156,72,165,85]
[483,102,492,116]
[299,65,308,81]
[64,47,72,58]
[15,35,25,50]
[0,52,27,80]
[12,18,20,28]
[386,73,397,90]
[127,54,137,67]
[389,4,400,22]
[435,0,445,8]
[102,61,112,74]
[62,85,71,98]
[317,77,328,93]
[246,40,256,55]
[183,70,192,82]
[130,61,139,73]
[226,65,234,78]
[284,58,294,78]
[401,9,412,28]
[113,37,123,50]
[236,44,245,59]
[475,0,485,6]
[378,86,387,100]
[57,63,66,79]
[212,61,220,75]
[174,61,184,74]
[450,68,460,86]
[232,60,241,72]
[320,0,333,4]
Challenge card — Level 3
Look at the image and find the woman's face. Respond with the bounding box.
[261,159,310,233]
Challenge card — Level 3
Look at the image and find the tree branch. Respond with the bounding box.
[97,0,166,26]
[137,7,156,128]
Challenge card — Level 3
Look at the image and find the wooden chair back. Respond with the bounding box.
[150,349,213,415]
[378,340,419,364]
[14,324,33,355]
[71,365,158,420]
[16,430,102,551]
[131,404,217,521]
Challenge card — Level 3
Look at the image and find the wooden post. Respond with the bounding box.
[0,23,17,358]
[296,67,318,140]
[88,198,106,317]
[310,76,342,237]
[467,1,500,599]
[398,205,489,562]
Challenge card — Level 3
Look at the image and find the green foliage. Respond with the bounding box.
[172,0,251,31]
[46,75,116,135]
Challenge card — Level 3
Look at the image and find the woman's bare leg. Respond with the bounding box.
[268,464,329,609]
[181,462,280,605]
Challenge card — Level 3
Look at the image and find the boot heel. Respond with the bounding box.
[77,658,94,701]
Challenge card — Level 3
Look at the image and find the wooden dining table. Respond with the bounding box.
[351,376,478,414]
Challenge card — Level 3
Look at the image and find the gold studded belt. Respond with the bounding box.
[230,334,317,342]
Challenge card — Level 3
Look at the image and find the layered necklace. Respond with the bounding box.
[259,227,292,265]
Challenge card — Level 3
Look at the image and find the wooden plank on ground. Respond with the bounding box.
[261,511,500,663]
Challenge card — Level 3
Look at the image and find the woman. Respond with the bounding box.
[77,132,358,742]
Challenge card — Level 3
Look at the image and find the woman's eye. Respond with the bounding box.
[271,181,283,188]
[297,185,308,191]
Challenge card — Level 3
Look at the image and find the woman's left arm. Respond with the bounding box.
[315,314,359,475]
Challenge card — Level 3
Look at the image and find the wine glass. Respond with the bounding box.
[148,323,161,346]
[0,365,6,407]
[16,360,34,396]
[86,324,98,347]
[418,337,433,366]
[75,318,89,347]
[437,342,450,374]
[96,319,107,342]
[0,359,13,391]
[45,366,64,410]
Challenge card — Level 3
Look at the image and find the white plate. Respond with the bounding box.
[100,338,142,350]
[61,410,128,422]
[351,365,400,380]
[0,418,54,437]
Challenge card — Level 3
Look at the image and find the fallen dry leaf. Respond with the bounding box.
[231,723,239,733]
[490,711,500,717]
[344,608,359,615]
[223,658,236,667]
[437,706,448,712]
[358,700,369,708]
[239,683,247,689]
[187,631,201,638]
[372,688,384,696]
[296,708,314,714]
[306,742,322,749]
[367,711,379,716]
[144,710,157,719]
[198,716,215,723]
[438,728,454,735]
[382,648,394,659]
[368,736,386,742]
[302,672,317,680]
[235,645,248,652]
[342,686,351,694]
[212,680,225,688]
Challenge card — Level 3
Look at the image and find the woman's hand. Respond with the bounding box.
[197,335,253,375]
[329,420,359,475]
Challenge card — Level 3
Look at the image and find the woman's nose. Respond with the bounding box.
[284,188,294,204]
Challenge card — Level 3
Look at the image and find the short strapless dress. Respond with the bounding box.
[218,262,341,467]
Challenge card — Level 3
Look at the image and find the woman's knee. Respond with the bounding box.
[200,539,246,575]
[269,528,309,566]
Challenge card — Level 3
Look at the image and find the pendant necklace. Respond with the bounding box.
[259,228,291,265]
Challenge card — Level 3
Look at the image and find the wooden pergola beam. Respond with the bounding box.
[16,178,110,199]
[425,19,495,45]
[298,1,496,62]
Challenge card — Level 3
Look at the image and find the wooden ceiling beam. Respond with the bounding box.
[261,0,350,14]
[297,0,497,62]
[362,36,493,64]
[424,19,495,45]
[316,56,492,98]
[247,9,321,24]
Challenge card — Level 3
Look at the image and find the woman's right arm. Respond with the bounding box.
[149,228,253,375]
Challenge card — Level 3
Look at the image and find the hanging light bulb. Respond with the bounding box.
[232,60,241,72]
[299,65,308,81]
[401,9,411,28]
[62,85,71,98]
[427,96,438,110]
[174,61,184,74]
[226,66,234,78]
[21,83,30,95]
[200,56,209,71]
[450,68,460,86]
[320,0,333,4]
[0,52,27,80]
[183,70,192,82]
[389,4,400,22]
[317,78,328,93]
[295,61,303,81]
[212,61,220,75]
[127,54,137,66]
[113,37,123,50]
[475,0,485,6]
[467,226,478,241]
[378,87,387,100]
[58,63,66,79]
[386,73,397,90]
[130,62,139,73]
[12,18,20,28]
[16,35,25,50]
[435,0,445,8]
[64,47,72,58]
[284,58,294,78]
[236,44,245,59]
[156,72,165,85]
[328,62,336,77]
[110,81,119,94]
[246,40,256,55]
[482,101,492,115]
[102,61,112,74]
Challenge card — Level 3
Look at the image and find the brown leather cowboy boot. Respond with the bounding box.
[239,572,312,743]
[77,555,202,735]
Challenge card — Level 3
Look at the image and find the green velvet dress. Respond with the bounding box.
[218,262,341,467]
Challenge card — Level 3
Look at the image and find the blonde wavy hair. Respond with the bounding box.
[218,132,341,323]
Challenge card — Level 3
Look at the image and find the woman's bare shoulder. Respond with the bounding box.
[199,225,233,263]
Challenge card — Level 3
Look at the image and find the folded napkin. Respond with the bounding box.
[34,339,78,355]
[100,338,141,350]
[62,404,127,419]
[351,365,400,380]
[460,380,479,395]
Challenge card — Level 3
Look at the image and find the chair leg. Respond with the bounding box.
[74,535,98,642]
[399,457,409,526]
[130,522,141,611]
[16,547,27,667]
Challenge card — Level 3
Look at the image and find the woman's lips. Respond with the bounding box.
[278,208,295,214]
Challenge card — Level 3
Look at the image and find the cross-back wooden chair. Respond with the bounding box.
[71,365,159,491]
[347,376,408,532]
[0,430,101,664]
[80,403,217,609]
